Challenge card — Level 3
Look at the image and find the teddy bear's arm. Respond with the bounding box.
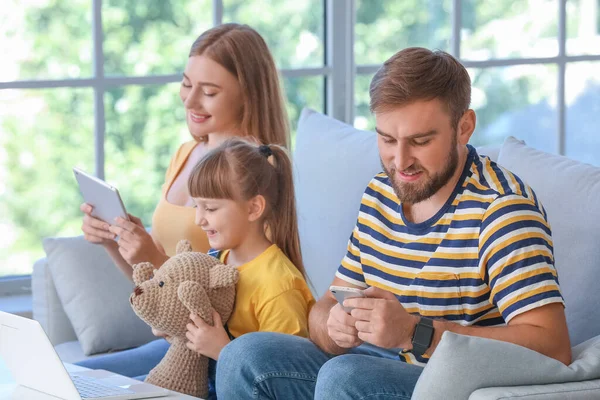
[178,281,214,325]
[209,265,239,290]
[132,262,155,285]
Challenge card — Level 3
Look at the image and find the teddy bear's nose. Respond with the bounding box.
[133,286,143,297]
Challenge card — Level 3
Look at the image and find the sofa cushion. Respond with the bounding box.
[469,380,600,400]
[497,136,600,346]
[54,340,107,364]
[32,257,78,345]
[42,236,157,355]
[411,332,600,400]
[473,144,500,163]
[294,108,381,297]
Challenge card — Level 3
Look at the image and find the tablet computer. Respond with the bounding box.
[73,167,129,224]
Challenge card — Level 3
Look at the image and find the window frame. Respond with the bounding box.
[354,0,600,154]
[2,0,600,291]
[0,0,331,291]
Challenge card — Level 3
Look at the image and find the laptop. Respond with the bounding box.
[0,311,170,400]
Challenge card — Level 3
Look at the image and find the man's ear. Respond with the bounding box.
[247,194,266,222]
[457,109,476,145]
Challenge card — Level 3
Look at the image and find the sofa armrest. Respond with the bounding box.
[32,257,78,345]
[469,379,600,400]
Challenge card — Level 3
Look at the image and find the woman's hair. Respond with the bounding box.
[189,23,290,149]
[188,138,305,278]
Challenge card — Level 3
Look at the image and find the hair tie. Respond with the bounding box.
[258,145,273,158]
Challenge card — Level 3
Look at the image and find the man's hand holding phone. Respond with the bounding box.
[326,285,366,349]
[344,286,419,350]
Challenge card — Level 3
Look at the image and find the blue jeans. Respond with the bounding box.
[76,339,218,399]
[216,332,423,400]
[76,339,170,380]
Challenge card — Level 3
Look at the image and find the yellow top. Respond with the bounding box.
[220,245,315,338]
[151,141,209,256]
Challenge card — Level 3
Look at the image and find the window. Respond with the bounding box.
[354,0,600,165]
[0,0,325,282]
[2,0,600,286]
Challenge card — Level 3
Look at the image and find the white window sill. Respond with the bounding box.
[0,294,32,318]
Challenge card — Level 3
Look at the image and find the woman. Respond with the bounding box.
[77,23,290,384]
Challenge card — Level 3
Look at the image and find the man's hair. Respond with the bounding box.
[369,47,471,129]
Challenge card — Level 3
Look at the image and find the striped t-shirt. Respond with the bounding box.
[336,145,564,365]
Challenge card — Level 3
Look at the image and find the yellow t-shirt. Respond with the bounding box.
[151,141,209,256]
[220,245,315,338]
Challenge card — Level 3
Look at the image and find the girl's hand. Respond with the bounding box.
[185,310,231,360]
[109,215,162,266]
[80,203,117,246]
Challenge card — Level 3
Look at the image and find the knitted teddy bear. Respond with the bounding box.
[130,240,239,398]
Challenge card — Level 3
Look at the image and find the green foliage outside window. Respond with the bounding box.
[1,0,599,277]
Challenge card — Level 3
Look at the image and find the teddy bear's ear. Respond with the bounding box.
[209,264,240,290]
[175,240,193,254]
[132,262,155,285]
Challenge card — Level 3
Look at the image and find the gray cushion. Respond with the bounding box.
[469,379,600,400]
[42,236,156,355]
[32,257,78,345]
[474,144,500,163]
[497,137,600,346]
[54,340,108,364]
[294,108,381,297]
[412,332,600,400]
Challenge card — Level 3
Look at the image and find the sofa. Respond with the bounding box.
[33,108,600,398]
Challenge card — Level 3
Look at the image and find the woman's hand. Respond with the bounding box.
[80,203,116,246]
[109,215,165,266]
[185,310,231,360]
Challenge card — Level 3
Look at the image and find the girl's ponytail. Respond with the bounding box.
[265,145,306,279]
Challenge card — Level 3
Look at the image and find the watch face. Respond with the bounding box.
[412,318,434,354]
[414,324,430,345]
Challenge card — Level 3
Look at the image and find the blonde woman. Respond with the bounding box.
[77,23,290,390]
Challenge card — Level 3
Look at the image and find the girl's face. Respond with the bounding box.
[180,55,244,141]
[193,197,251,251]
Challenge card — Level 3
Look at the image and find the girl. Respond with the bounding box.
[77,23,290,378]
[185,138,315,397]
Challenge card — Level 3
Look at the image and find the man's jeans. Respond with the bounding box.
[216,332,423,400]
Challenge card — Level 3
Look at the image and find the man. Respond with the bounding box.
[216,48,571,399]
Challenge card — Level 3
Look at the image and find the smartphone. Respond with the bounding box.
[330,285,365,313]
[73,167,129,224]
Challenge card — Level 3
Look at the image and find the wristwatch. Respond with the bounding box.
[411,317,434,357]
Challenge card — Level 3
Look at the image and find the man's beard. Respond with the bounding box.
[382,138,460,205]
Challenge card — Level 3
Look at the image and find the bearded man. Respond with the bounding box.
[216,47,571,400]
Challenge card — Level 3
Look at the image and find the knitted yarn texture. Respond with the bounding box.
[130,240,239,398]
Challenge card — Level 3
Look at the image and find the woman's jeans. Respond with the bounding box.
[216,332,423,400]
[76,339,170,380]
[76,339,218,399]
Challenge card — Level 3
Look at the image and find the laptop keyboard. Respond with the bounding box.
[72,375,136,399]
